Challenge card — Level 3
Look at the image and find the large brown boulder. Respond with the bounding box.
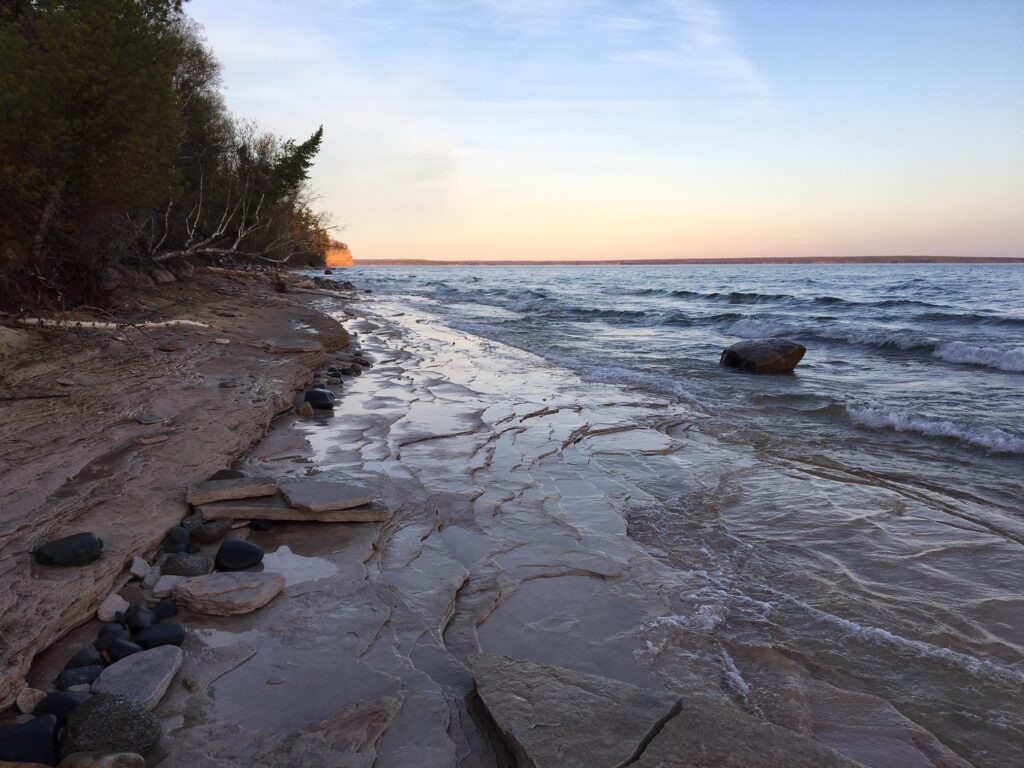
[720,338,806,373]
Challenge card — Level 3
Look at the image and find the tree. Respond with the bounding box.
[0,0,186,307]
[0,1,333,310]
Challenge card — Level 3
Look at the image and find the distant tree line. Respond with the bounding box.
[0,0,331,310]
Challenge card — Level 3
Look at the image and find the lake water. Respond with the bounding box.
[329,263,1024,765]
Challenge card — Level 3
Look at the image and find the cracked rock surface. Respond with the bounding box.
[473,653,863,768]
[132,297,974,768]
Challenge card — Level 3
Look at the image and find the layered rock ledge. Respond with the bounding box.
[0,270,349,709]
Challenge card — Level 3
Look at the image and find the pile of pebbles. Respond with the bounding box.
[7,350,380,765]
[300,350,373,413]
[5,471,273,767]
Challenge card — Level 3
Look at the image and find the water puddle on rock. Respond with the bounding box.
[261,545,338,586]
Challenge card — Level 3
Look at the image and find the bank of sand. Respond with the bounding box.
[2,275,978,767]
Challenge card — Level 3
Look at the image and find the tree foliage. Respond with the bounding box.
[0,0,331,310]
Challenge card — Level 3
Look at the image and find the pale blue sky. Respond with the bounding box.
[188,0,1024,260]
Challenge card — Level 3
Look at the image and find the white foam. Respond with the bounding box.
[815,327,924,350]
[934,342,1024,372]
[775,591,1024,687]
[846,406,1024,453]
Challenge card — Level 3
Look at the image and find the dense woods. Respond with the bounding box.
[0,0,331,310]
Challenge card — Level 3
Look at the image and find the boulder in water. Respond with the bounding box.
[720,338,806,374]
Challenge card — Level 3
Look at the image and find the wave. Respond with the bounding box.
[773,590,1024,687]
[815,327,930,352]
[933,342,1024,372]
[919,310,1024,328]
[845,406,1024,453]
[726,318,792,338]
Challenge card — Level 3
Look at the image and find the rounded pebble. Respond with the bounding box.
[61,695,162,757]
[0,713,59,765]
[134,622,185,649]
[214,539,264,571]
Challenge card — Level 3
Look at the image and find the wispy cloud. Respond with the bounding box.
[468,0,776,110]
[609,0,774,107]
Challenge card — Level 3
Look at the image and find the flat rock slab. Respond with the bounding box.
[633,699,861,768]
[473,653,679,768]
[173,572,285,616]
[473,654,860,768]
[185,476,277,505]
[198,493,390,523]
[278,479,375,513]
[90,646,183,710]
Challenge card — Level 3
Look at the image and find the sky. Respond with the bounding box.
[188,0,1024,261]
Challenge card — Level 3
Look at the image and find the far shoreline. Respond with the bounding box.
[351,255,1024,266]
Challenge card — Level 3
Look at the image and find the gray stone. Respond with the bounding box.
[279,479,375,513]
[96,593,128,622]
[173,572,285,616]
[61,695,161,757]
[128,557,149,579]
[151,575,185,598]
[198,493,390,523]
[56,666,105,691]
[185,476,277,505]
[142,568,161,589]
[91,646,183,710]
[720,338,806,374]
[15,687,46,714]
[161,553,213,577]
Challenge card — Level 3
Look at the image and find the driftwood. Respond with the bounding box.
[10,318,209,331]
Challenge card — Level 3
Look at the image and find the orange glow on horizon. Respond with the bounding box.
[326,242,354,267]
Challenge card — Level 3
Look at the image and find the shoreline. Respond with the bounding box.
[352,256,1024,266]
[0,269,354,712]
[1,272,1004,766]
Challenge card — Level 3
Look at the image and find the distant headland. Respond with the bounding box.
[353,255,1023,266]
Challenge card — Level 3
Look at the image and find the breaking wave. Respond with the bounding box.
[846,406,1024,453]
[933,342,1024,372]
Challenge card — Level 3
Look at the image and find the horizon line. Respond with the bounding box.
[349,255,1024,267]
